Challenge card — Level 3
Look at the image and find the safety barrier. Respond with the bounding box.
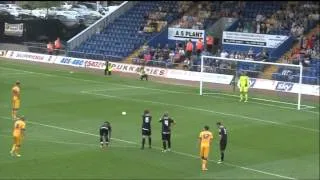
[67,1,138,51]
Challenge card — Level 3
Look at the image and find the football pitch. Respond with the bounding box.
[0,59,319,180]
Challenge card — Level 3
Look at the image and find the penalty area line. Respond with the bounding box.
[0,116,296,180]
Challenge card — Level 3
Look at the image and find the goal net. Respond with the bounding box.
[198,55,315,110]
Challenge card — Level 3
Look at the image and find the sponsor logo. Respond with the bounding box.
[16,52,45,61]
[85,60,104,68]
[249,78,256,88]
[110,63,167,76]
[275,82,294,91]
[59,57,84,66]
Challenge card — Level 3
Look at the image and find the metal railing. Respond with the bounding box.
[67,1,138,51]
[67,51,123,62]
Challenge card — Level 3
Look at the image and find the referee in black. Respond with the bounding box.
[99,121,112,148]
[217,122,227,164]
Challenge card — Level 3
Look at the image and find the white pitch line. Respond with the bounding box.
[81,91,319,133]
[0,66,318,114]
[0,134,135,148]
[204,92,316,109]
[0,116,296,180]
[0,72,34,76]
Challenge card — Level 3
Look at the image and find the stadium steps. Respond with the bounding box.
[123,46,145,64]
[261,25,320,80]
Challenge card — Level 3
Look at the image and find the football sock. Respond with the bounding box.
[148,137,151,147]
[221,152,224,161]
[168,139,171,149]
[162,141,166,150]
[245,93,248,101]
[202,159,207,169]
[142,138,145,148]
[15,145,20,154]
[240,93,243,101]
[11,144,16,152]
[12,110,16,120]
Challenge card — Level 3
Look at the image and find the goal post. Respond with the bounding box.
[199,55,304,110]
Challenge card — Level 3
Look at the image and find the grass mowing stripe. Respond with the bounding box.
[81,91,319,133]
[0,134,136,148]
[1,65,318,132]
[0,116,297,180]
[0,65,318,115]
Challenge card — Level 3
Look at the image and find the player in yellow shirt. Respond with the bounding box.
[237,72,250,102]
[10,116,26,157]
[11,81,21,120]
[199,125,213,171]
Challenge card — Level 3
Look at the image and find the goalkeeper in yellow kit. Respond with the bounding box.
[237,72,250,102]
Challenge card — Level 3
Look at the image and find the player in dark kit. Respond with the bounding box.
[159,112,175,152]
[216,122,228,164]
[141,109,152,149]
[100,121,112,148]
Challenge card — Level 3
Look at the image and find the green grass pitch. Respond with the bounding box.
[0,59,319,180]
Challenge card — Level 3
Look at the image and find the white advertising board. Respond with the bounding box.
[168,28,205,42]
[222,31,289,48]
[4,23,24,37]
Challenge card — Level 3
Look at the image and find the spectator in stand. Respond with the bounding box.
[206,34,214,53]
[144,52,152,64]
[220,50,229,58]
[248,48,254,58]
[182,58,191,70]
[185,39,193,59]
[47,41,54,55]
[196,38,204,56]
[54,37,62,55]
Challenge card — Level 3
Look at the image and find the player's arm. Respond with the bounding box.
[218,129,222,141]
[21,124,26,137]
[246,76,250,88]
[108,125,112,141]
[171,118,176,125]
[198,133,202,147]
[237,78,241,88]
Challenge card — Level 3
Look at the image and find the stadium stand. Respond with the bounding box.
[272,27,320,85]
[70,1,185,61]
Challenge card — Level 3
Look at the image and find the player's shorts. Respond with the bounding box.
[220,140,227,151]
[200,145,210,159]
[240,86,248,93]
[162,133,171,141]
[142,129,151,136]
[100,135,109,144]
[13,136,22,146]
[12,98,20,110]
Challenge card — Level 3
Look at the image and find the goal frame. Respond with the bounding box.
[199,55,304,110]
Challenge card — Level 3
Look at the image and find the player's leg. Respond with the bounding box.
[167,133,171,151]
[105,135,109,147]
[162,134,167,152]
[218,141,227,163]
[12,102,17,120]
[244,87,248,102]
[10,137,17,156]
[14,137,22,157]
[239,87,244,102]
[145,75,148,81]
[148,131,152,148]
[202,147,209,170]
[141,131,146,149]
[100,136,104,148]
